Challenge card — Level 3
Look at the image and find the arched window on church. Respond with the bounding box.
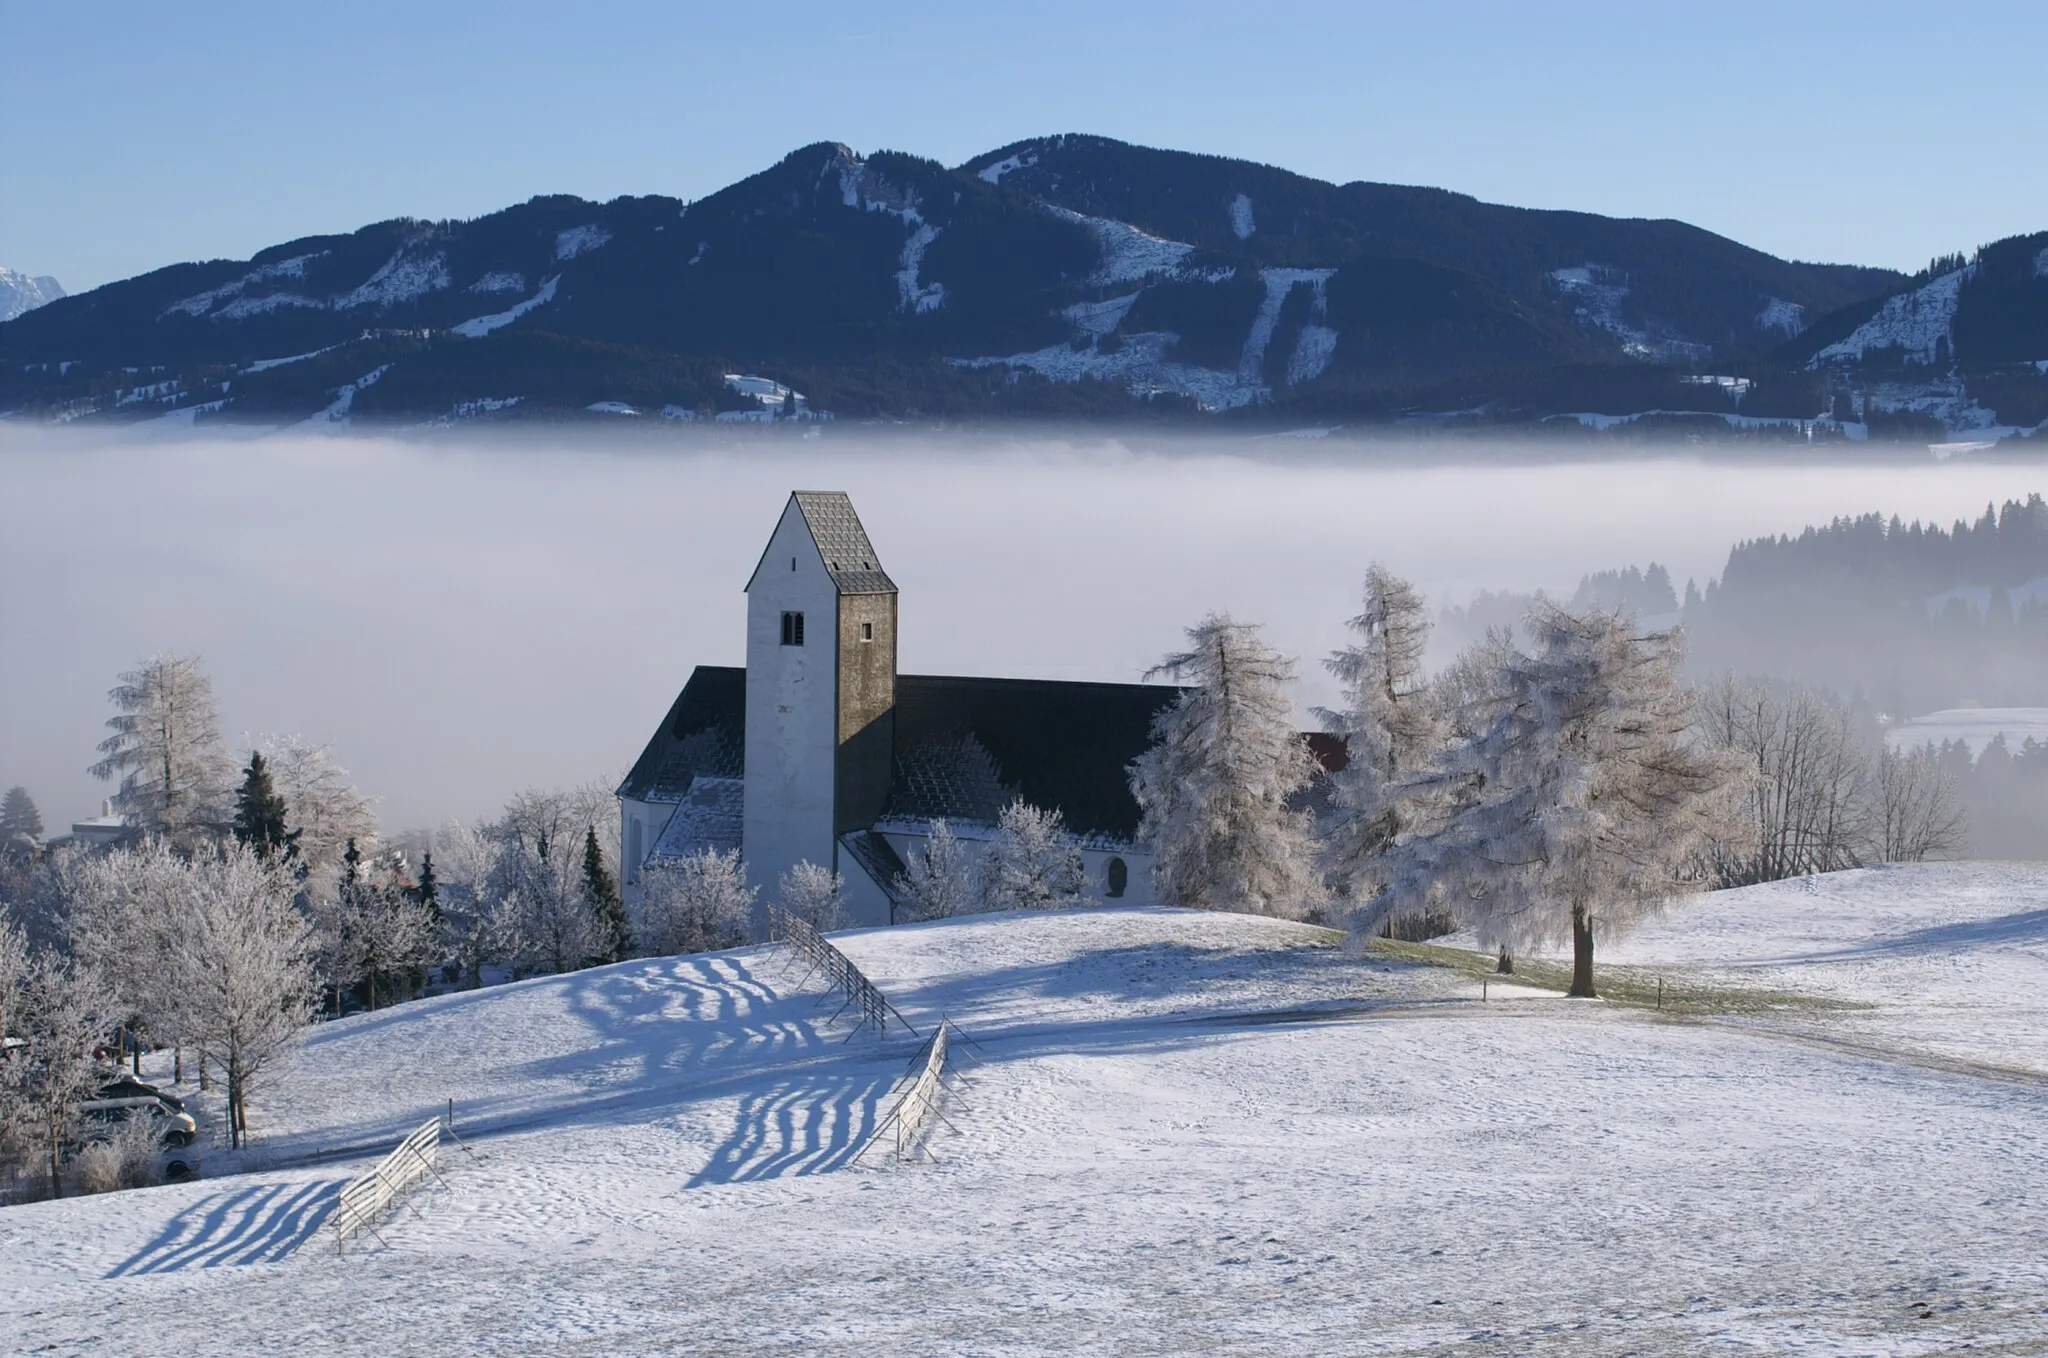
[1105,856,1128,899]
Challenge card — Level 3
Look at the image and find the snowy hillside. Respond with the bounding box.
[5,869,2047,1354]
[0,267,63,322]
[0,135,1916,430]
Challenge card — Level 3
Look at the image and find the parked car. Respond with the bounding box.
[97,1076,186,1113]
[79,1094,198,1148]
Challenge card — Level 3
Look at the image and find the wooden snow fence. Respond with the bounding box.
[334,1115,447,1253]
[768,904,919,1040]
[856,1018,977,1164]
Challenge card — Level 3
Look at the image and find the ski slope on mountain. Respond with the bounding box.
[4,867,2046,1355]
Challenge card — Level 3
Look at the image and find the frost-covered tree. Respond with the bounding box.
[231,751,298,862]
[1368,606,1746,997]
[0,787,43,849]
[0,911,25,1045]
[582,827,631,965]
[896,820,983,921]
[169,842,315,1146]
[3,952,119,1197]
[433,819,524,988]
[1318,566,1448,901]
[64,841,191,1076]
[1130,615,1325,919]
[255,735,376,882]
[982,801,1086,912]
[89,653,234,848]
[1874,744,1968,863]
[778,860,846,932]
[486,784,619,975]
[635,849,755,956]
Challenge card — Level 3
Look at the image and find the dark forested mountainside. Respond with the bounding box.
[9,133,2032,433]
[1684,495,2048,713]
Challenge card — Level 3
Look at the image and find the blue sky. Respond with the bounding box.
[5,0,2044,292]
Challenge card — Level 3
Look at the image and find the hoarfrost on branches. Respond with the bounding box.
[1366,605,1746,997]
[1318,566,1448,905]
[635,849,755,956]
[983,801,1087,912]
[89,653,235,848]
[777,860,846,932]
[253,734,378,882]
[1131,615,1325,919]
[896,819,984,921]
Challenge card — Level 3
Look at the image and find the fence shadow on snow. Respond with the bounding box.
[106,1178,343,1277]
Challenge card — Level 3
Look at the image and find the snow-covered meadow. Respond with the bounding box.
[3,863,2044,1355]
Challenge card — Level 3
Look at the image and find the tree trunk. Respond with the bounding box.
[198,1053,210,1092]
[174,1045,183,1084]
[1496,947,1514,975]
[1568,905,1596,998]
[48,1129,63,1200]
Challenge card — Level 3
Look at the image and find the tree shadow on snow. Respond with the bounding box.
[106,1178,343,1277]
[1743,907,2048,966]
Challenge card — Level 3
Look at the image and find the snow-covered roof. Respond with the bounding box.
[648,776,744,862]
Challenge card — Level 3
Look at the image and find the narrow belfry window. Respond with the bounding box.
[1106,856,1128,898]
[790,557,796,571]
[781,611,805,646]
[860,621,874,642]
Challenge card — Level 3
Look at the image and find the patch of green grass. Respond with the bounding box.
[1360,938,1873,1017]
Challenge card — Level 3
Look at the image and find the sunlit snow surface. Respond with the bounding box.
[5,866,2046,1354]
[1815,267,1974,367]
[1887,705,2048,756]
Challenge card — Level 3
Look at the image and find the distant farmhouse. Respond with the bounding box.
[618,492,1183,928]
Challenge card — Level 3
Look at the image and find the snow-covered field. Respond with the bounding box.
[5,866,2047,1354]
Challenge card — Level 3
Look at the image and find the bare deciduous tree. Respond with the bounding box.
[1874,744,1969,863]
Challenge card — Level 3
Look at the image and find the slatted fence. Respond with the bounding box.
[857,1018,975,1163]
[334,1115,445,1252]
[768,904,918,1040]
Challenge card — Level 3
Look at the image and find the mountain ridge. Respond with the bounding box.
[2,134,2041,437]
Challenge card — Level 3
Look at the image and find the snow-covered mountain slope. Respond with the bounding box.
[0,136,1923,428]
[0,267,63,321]
[6,867,2047,1354]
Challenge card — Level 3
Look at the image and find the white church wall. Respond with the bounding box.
[742,500,843,934]
[616,795,678,906]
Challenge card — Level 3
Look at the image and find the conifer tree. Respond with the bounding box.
[582,827,631,964]
[411,852,439,917]
[0,787,43,845]
[1130,615,1325,918]
[1367,606,1745,997]
[232,752,298,862]
[89,652,235,848]
[1318,566,1445,904]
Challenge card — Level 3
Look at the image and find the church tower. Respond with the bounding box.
[741,492,898,919]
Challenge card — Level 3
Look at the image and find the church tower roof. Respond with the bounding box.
[744,490,896,595]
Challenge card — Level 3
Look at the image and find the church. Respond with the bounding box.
[617,491,1182,930]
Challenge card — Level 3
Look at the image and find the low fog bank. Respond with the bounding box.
[3,427,2043,834]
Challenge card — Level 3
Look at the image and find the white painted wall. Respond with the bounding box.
[742,498,841,935]
[617,795,677,907]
